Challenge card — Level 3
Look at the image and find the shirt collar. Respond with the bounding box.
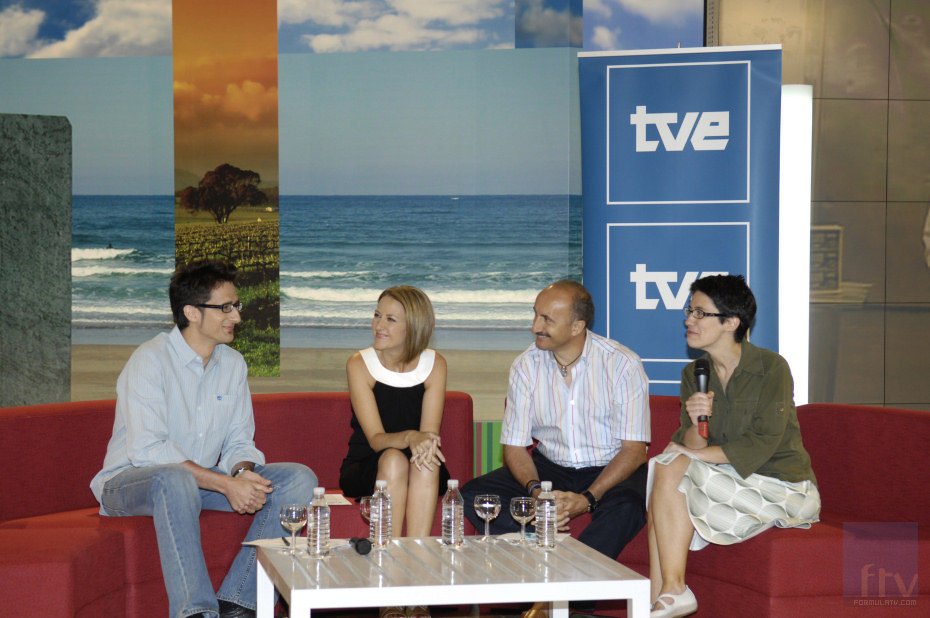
[168,325,222,370]
[733,339,764,377]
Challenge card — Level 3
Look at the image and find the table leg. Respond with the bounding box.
[628,593,649,618]
[549,600,568,618]
[256,560,275,618]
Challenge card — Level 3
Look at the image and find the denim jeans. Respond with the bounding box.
[101,462,317,618]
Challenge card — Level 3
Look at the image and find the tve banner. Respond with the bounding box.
[579,46,782,395]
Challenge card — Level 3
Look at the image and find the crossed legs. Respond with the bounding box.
[648,454,696,610]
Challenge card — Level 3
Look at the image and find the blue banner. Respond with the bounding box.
[579,46,782,394]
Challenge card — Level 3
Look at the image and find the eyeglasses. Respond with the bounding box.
[196,301,243,313]
[684,307,726,320]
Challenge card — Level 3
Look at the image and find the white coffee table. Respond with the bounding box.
[255,536,649,617]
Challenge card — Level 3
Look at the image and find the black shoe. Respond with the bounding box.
[218,600,256,618]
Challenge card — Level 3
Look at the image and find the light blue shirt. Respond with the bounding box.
[500,330,651,468]
[90,326,265,503]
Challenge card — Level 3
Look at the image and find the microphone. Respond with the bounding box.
[694,358,710,439]
[349,536,372,555]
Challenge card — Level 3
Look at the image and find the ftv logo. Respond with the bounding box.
[629,106,729,152]
[629,264,728,310]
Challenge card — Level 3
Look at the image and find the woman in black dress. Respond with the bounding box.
[339,285,449,542]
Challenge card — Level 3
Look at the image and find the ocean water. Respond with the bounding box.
[72,194,581,349]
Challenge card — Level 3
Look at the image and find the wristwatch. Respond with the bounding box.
[582,490,599,513]
[231,465,250,478]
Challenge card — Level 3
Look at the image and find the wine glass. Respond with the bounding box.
[359,496,372,523]
[474,494,501,542]
[509,497,536,544]
[280,503,308,555]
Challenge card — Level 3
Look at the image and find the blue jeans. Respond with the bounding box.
[101,462,317,618]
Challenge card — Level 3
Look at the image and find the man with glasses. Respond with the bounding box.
[91,260,316,618]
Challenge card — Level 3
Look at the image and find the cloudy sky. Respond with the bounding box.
[0,0,702,58]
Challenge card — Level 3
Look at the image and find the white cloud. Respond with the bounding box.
[584,0,612,19]
[303,13,482,53]
[28,0,170,58]
[0,4,45,57]
[517,0,581,47]
[389,0,506,26]
[591,25,618,50]
[285,0,507,51]
[278,0,380,28]
[616,0,702,24]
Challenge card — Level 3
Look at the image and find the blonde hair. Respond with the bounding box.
[378,286,435,364]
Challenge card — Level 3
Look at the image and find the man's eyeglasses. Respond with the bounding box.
[196,301,243,313]
[683,307,726,320]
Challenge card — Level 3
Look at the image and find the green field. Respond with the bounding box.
[175,208,280,376]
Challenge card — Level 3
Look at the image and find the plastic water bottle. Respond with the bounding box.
[370,480,392,549]
[307,486,330,558]
[535,480,557,550]
[441,479,465,547]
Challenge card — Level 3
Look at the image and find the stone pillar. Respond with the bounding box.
[0,114,72,406]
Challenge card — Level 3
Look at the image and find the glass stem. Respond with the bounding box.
[484,519,490,539]
[291,530,298,553]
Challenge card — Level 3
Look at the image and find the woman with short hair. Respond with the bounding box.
[647,275,820,618]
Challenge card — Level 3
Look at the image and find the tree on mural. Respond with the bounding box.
[178,163,267,224]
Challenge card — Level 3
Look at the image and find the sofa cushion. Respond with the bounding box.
[0,528,125,617]
[798,404,930,524]
[0,400,114,521]
[0,508,251,585]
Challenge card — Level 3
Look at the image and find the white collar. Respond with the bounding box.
[360,347,435,387]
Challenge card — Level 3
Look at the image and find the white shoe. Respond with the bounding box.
[650,586,697,618]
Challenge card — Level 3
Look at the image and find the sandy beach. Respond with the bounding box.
[72,345,517,422]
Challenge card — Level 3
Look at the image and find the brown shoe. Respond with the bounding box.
[521,602,549,618]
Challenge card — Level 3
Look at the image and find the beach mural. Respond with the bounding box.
[1,1,702,469]
[173,0,280,375]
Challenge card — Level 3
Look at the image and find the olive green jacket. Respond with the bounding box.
[672,340,817,484]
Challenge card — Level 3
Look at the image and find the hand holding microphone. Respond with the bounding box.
[694,358,710,439]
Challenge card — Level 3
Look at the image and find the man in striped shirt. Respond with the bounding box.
[463,280,650,565]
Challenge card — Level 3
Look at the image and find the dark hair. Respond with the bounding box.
[689,274,756,342]
[169,260,238,329]
[378,285,435,364]
[551,279,594,329]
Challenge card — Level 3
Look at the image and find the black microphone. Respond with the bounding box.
[349,536,372,555]
[694,358,710,439]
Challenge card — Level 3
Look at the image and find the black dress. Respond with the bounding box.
[338,348,450,498]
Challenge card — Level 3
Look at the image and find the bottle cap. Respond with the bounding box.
[313,486,325,497]
[447,479,459,489]
[541,481,552,492]
[375,479,387,490]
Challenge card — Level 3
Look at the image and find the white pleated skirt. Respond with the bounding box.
[647,451,821,551]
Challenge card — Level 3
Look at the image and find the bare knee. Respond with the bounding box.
[378,449,410,483]
[653,454,690,493]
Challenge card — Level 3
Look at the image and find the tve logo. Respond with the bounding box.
[630,106,729,152]
[630,264,728,310]
[607,61,749,203]
[606,222,749,364]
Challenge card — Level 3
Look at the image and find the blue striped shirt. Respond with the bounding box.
[500,330,650,468]
[90,326,265,503]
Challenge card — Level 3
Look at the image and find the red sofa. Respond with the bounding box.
[0,391,473,617]
[578,396,930,617]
